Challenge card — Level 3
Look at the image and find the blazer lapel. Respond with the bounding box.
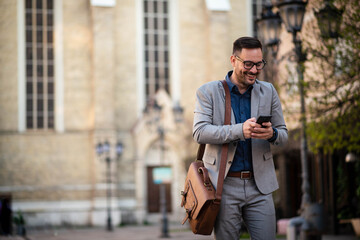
[251,81,260,118]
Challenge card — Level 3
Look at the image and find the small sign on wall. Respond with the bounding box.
[205,0,231,11]
[153,167,172,184]
[90,0,116,7]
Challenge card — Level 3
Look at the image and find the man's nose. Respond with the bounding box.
[249,65,258,73]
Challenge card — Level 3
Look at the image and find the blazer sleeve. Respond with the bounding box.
[270,84,288,146]
[192,83,244,144]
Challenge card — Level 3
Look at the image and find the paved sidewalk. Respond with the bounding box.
[0,224,358,240]
[1,224,213,240]
[1,226,213,240]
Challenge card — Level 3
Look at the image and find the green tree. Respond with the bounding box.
[303,0,360,155]
[303,0,360,220]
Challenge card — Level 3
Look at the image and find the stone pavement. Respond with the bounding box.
[1,223,212,240]
[0,224,358,240]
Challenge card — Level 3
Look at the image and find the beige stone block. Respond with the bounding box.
[0,0,18,131]
[0,133,95,198]
[114,1,138,130]
[63,0,93,131]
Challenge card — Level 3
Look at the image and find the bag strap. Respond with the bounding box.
[215,80,231,201]
[196,144,206,161]
[196,80,231,201]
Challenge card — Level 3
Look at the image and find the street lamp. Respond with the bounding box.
[258,1,344,238]
[256,3,282,84]
[256,3,282,57]
[276,1,316,238]
[314,1,343,40]
[158,125,170,239]
[345,152,359,163]
[145,97,184,238]
[277,0,309,213]
[96,140,124,231]
[151,100,170,238]
[277,0,307,33]
[257,0,315,238]
[116,141,124,159]
[172,102,184,123]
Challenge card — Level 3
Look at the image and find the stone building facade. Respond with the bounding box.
[0,0,255,227]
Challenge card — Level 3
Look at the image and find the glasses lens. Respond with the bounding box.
[256,62,264,69]
[243,61,254,69]
[239,57,266,70]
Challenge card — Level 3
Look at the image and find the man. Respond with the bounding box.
[193,37,288,240]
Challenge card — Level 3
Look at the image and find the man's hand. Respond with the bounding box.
[243,118,274,140]
[251,121,273,140]
[242,117,257,139]
[243,118,273,139]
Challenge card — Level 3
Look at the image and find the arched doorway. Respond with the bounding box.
[132,90,189,223]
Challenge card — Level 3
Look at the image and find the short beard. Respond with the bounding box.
[244,71,257,77]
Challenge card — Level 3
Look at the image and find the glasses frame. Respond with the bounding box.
[234,55,267,70]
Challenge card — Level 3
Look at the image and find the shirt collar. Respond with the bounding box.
[225,71,253,95]
[225,71,237,92]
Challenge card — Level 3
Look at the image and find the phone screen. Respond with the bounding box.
[256,115,272,126]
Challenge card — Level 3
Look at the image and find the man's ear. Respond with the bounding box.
[230,55,236,68]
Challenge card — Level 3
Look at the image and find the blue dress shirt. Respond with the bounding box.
[226,71,253,172]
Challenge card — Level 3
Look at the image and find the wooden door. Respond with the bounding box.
[147,166,172,213]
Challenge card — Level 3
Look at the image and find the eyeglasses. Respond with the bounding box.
[234,55,267,70]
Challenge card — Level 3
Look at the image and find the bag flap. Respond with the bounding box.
[182,180,198,218]
[181,161,216,220]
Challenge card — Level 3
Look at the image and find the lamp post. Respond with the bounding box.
[258,0,310,238]
[115,141,124,206]
[256,3,282,58]
[158,126,170,238]
[257,0,343,239]
[277,0,310,214]
[172,102,184,123]
[146,96,184,238]
[314,0,343,40]
[277,1,314,239]
[258,1,344,238]
[96,140,124,231]
[257,3,308,188]
[256,3,282,84]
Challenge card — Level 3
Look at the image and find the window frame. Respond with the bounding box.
[143,0,170,104]
[25,0,55,130]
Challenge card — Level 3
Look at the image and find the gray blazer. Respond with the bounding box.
[193,80,288,194]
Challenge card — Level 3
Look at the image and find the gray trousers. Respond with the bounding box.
[214,177,276,240]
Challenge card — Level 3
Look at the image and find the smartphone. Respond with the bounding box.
[256,115,272,127]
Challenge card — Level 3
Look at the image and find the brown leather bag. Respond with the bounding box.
[180,80,231,235]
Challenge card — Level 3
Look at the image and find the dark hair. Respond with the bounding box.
[232,37,262,54]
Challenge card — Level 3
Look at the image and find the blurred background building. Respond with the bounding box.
[0,0,253,228]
